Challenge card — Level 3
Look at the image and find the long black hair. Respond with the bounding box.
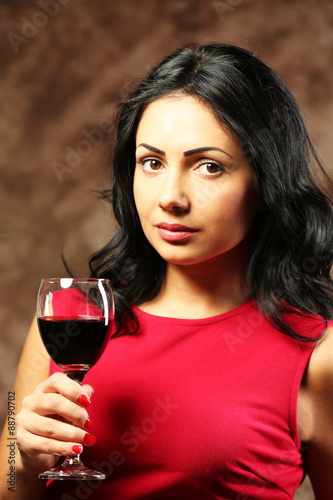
[89,43,333,340]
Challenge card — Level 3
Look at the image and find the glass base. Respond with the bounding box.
[38,456,105,480]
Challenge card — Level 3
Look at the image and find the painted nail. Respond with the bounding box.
[84,433,96,446]
[72,445,83,454]
[84,417,92,430]
[78,394,91,407]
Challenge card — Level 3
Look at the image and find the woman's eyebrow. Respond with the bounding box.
[136,143,166,156]
[183,147,232,158]
[136,144,232,159]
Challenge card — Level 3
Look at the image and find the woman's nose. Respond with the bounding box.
[158,171,190,213]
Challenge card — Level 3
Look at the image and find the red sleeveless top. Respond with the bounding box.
[46,299,328,499]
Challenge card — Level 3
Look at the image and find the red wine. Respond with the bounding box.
[38,317,110,368]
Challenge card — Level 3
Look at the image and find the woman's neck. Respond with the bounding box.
[139,246,251,319]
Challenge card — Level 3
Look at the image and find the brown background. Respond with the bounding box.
[1,0,333,497]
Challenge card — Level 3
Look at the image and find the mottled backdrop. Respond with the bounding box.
[1,1,332,497]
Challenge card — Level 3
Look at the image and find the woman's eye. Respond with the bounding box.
[139,158,163,172]
[196,162,224,176]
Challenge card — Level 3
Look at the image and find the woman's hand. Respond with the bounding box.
[16,372,94,474]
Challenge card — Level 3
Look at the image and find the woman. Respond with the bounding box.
[1,43,333,499]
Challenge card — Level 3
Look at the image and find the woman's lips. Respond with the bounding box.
[155,222,198,242]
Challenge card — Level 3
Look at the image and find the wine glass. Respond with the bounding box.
[36,278,114,480]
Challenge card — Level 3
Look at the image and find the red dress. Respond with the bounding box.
[46,298,329,499]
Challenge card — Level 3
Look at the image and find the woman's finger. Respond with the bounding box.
[35,372,94,407]
[20,391,92,430]
[22,411,94,443]
[17,427,85,458]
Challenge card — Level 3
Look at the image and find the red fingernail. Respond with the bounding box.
[72,445,83,454]
[84,433,96,445]
[78,394,91,407]
[84,417,92,430]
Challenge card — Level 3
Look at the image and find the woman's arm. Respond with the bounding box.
[0,317,94,500]
[298,326,333,498]
[0,316,50,499]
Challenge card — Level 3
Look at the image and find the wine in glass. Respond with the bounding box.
[36,278,114,480]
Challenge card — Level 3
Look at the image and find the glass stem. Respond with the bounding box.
[62,454,82,465]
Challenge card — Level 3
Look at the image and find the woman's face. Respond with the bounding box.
[133,95,259,270]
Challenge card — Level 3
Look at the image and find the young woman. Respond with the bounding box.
[1,43,333,499]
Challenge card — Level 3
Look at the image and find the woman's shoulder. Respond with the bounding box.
[298,324,333,440]
[306,323,333,382]
[298,324,333,496]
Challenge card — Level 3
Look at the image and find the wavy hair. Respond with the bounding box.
[89,43,333,340]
